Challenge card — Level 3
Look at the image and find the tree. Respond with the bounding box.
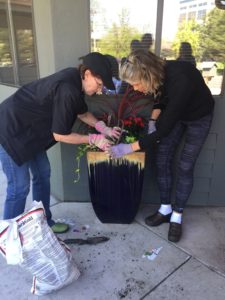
[199,8,225,62]
[172,20,201,61]
[0,29,12,65]
[97,8,141,58]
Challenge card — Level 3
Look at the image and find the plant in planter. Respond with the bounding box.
[75,87,153,224]
[74,88,150,180]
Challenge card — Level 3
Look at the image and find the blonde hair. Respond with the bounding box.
[120,49,165,95]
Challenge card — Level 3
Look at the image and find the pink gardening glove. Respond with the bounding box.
[95,121,121,140]
[106,143,134,159]
[89,134,113,151]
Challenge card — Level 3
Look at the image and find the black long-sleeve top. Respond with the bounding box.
[139,60,214,150]
[0,68,88,165]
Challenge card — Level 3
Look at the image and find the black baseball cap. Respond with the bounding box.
[82,52,115,90]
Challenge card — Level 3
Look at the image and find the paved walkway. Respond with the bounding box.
[0,167,225,299]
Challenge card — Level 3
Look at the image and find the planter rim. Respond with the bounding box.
[87,151,145,167]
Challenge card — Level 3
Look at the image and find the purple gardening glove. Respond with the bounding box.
[95,121,121,140]
[107,143,134,159]
[148,120,156,134]
[89,134,113,151]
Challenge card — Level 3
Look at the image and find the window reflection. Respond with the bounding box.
[90,0,224,95]
[0,0,15,84]
[11,0,38,85]
[162,0,224,95]
[0,0,38,86]
[90,0,157,94]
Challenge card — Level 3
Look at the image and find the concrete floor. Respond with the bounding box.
[0,170,225,299]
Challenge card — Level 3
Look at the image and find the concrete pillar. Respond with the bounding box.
[33,0,90,201]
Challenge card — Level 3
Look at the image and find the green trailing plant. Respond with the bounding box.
[74,144,91,183]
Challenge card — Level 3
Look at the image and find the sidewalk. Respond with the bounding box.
[0,169,225,299]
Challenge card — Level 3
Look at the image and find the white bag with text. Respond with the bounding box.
[0,202,80,295]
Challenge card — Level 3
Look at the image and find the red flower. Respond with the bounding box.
[123,120,132,126]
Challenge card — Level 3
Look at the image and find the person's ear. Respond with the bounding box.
[84,69,92,80]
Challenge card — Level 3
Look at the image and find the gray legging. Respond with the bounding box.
[156,113,213,213]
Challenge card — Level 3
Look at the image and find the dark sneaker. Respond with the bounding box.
[168,222,182,242]
[145,212,172,227]
[51,222,69,234]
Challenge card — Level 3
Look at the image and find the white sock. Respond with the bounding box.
[158,204,172,215]
[170,211,182,224]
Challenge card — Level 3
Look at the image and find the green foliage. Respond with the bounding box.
[74,144,96,183]
[199,8,225,61]
[97,8,141,58]
[172,20,201,60]
[216,62,225,70]
[0,29,12,65]
[16,30,35,64]
[121,116,145,143]
[0,28,35,66]
[161,40,175,59]
[172,8,225,64]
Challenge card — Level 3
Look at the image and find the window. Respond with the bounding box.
[197,9,207,18]
[161,0,224,95]
[90,0,225,96]
[90,0,157,94]
[90,0,157,64]
[188,11,196,19]
[199,2,208,6]
[0,0,38,86]
[179,13,187,23]
[180,0,193,3]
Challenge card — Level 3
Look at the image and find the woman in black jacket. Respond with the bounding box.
[108,49,214,242]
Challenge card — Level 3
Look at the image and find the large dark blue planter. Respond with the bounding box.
[87,152,145,224]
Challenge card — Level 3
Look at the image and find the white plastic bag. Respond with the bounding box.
[5,220,23,265]
[0,202,80,295]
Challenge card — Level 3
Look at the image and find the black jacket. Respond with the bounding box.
[139,61,214,149]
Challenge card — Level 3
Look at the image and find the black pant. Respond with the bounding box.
[156,113,213,212]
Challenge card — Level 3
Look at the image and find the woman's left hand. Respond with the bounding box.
[106,143,134,159]
[148,120,156,134]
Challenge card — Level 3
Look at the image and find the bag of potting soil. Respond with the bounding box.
[0,201,80,295]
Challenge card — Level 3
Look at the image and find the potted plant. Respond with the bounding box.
[75,88,153,224]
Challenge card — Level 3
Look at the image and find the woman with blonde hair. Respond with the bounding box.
[108,49,214,242]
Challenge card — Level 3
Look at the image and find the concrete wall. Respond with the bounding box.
[50,0,90,71]
[33,0,90,201]
[0,85,17,101]
[33,0,90,76]
[33,0,55,76]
